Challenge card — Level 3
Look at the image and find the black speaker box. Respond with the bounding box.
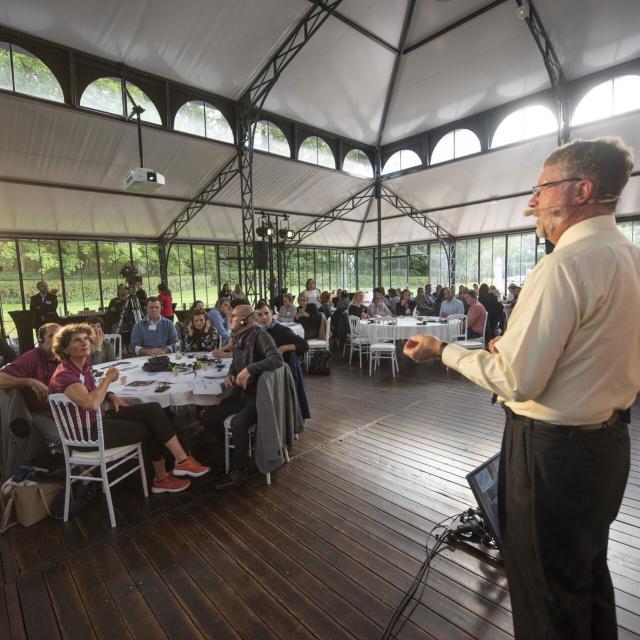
[253,241,269,269]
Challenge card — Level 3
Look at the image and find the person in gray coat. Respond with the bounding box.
[201,304,283,489]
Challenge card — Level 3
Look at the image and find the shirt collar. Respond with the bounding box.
[269,318,277,328]
[555,214,618,250]
[145,316,161,326]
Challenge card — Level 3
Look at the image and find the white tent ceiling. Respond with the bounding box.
[0,0,639,246]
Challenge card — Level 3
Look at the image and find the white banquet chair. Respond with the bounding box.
[457,312,488,350]
[369,322,398,378]
[347,315,369,368]
[48,393,147,528]
[103,333,123,360]
[446,314,467,342]
[306,314,331,372]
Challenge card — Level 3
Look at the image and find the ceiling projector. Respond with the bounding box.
[123,168,165,193]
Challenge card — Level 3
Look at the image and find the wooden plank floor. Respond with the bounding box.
[1,355,639,639]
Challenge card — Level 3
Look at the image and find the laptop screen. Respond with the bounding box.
[466,452,502,548]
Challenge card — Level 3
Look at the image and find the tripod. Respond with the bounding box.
[116,292,143,334]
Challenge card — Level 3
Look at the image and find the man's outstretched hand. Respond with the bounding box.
[403,335,442,362]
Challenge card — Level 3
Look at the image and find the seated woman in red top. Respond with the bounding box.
[157,283,174,320]
[48,324,209,494]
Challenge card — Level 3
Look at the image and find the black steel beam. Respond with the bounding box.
[159,155,240,242]
[379,185,453,242]
[376,0,416,148]
[289,183,376,245]
[404,0,509,54]
[304,0,399,54]
[515,0,568,143]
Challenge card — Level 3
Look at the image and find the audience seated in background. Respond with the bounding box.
[0,322,61,442]
[413,287,433,316]
[134,278,148,309]
[201,305,284,489]
[278,293,297,322]
[295,294,321,340]
[331,288,342,307]
[368,291,392,317]
[0,335,17,366]
[184,310,219,352]
[439,288,464,318]
[130,298,179,356]
[49,323,209,494]
[220,283,231,298]
[301,279,321,306]
[318,291,335,319]
[489,285,502,301]
[424,284,436,306]
[190,300,206,315]
[208,298,232,345]
[231,284,245,301]
[348,291,369,319]
[478,283,505,340]
[157,283,174,320]
[463,289,487,339]
[395,289,416,316]
[387,288,400,308]
[88,317,115,364]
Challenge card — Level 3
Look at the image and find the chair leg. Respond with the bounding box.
[101,463,116,528]
[369,350,373,376]
[265,472,271,486]
[63,460,72,523]
[137,444,149,498]
[224,428,231,474]
[283,447,290,463]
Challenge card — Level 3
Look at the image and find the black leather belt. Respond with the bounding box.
[503,406,630,431]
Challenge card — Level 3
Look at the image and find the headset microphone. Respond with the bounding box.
[523,195,619,217]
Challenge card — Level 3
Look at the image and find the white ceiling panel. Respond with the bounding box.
[383,2,549,143]
[0,182,178,237]
[337,0,406,48]
[298,218,363,248]
[406,0,492,48]
[0,93,236,197]
[0,0,305,99]
[264,15,396,144]
[217,151,372,214]
[384,134,557,211]
[358,207,441,246]
[537,0,640,80]
[174,205,243,242]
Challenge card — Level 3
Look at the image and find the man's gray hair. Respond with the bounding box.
[545,137,634,202]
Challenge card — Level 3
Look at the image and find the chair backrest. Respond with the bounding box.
[447,314,467,341]
[325,316,332,348]
[371,322,397,344]
[103,333,122,360]
[348,314,362,337]
[48,393,103,449]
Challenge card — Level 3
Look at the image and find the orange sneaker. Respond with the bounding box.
[152,474,191,494]
[173,455,210,478]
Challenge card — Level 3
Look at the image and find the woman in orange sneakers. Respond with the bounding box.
[49,323,209,494]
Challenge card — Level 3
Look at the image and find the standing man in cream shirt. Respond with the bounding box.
[405,138,639,640]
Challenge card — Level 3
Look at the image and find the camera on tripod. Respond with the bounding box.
[117,264,145,335]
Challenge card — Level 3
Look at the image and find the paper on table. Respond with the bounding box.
[192,377,222,396]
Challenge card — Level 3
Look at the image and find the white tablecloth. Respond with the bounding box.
[358,317,460,342]
[277,321,305,338]
[93,353,229,407]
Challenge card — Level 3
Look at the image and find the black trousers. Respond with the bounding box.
[499,408,630,640]
[98,402,177,462]
[202,392,257,471]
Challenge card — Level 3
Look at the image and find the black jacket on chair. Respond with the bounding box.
[395,300,416,316]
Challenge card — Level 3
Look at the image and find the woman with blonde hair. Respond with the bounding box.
[184,310,219,352]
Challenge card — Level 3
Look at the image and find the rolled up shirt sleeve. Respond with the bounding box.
[442,257,580,403]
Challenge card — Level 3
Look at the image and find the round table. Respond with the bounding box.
[277,321,305,338]
[358,316,460,342]
[93,353,230,407]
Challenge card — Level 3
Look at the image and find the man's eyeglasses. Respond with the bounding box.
[531,177,583,197]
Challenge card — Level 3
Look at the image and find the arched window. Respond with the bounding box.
[174,100,234,142]
[491,105,557,149]
[343,149,374,178]
[431,129,481,165]
[571,75,640,126]
[80,78,161,124]
[0,42,64,102]
[298,136,335,168]
[253,120,290,157]
[381,149,422,175]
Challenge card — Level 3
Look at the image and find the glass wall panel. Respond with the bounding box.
[408,244,429,290]
[429,243,449,287]
[479,236,507,293]
[19,239,62,312]
[62,241,101,314]
[192,244,218,306]
[218,245,241,296]
[357,249,373,292]
[98,242,131,308]
[315,249,330,291]
[506,233,536,287]
[0,240,21,338]
[455,238,479,288]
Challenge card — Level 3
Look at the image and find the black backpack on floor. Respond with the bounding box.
[308,349,331,375]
